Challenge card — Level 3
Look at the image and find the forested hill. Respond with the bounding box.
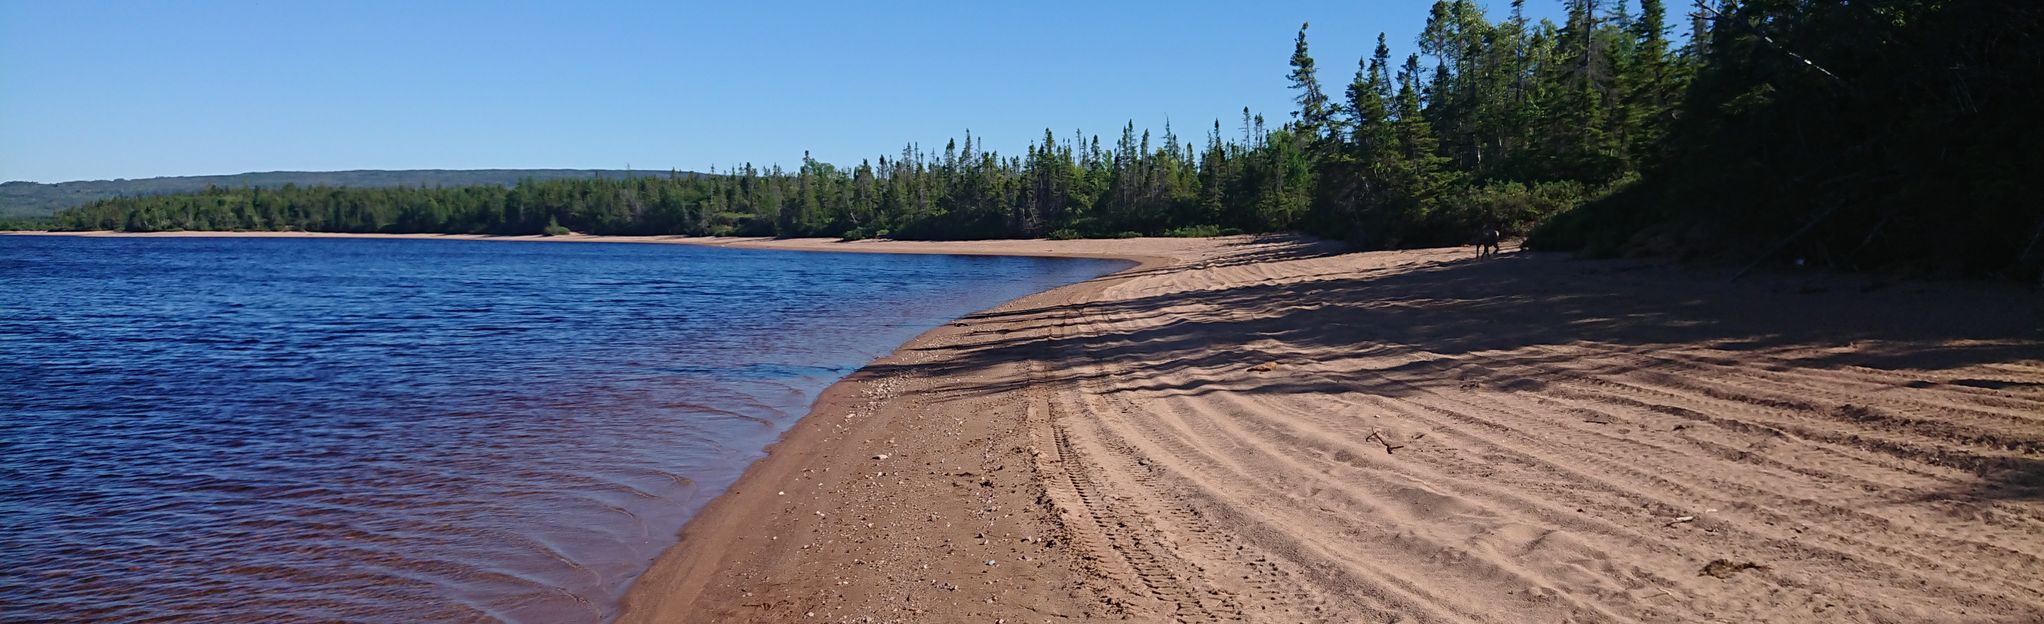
[0,169,667,218]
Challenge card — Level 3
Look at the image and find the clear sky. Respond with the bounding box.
[0,1,1569,183]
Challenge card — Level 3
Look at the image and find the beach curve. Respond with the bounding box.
[618,237,2044,623]
[16,232,2042,622]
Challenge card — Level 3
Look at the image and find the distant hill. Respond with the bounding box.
[0,169,694,219]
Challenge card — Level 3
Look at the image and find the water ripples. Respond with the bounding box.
[0,235,1122,622]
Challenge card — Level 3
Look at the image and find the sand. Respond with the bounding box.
[19,231,2044,621]
[616,237,2044,623]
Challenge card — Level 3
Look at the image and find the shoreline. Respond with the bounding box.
[614,240,1208,622]
[0,229,1216,263]
[9,229,1240,620]
[616,240,2044,622]
[21,230,2041,621]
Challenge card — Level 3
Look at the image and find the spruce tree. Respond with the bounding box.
[1287,22,1332,139]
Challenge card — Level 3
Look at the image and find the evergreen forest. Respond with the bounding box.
[46,0,2043,278]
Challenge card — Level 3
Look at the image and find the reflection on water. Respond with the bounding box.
[0,236,1123,622]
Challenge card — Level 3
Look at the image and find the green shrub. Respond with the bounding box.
[1432,179,1595,237]
[720,217,775,237]
[541,216,571,236]
[0,217,51,231]
[1162,224,1227,238]
[1524,179,1660,257]
[1047,228,1083,240]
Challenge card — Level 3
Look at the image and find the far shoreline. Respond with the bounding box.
[0,229,1230,264]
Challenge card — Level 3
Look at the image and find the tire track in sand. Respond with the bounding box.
[1036,246,2044,622]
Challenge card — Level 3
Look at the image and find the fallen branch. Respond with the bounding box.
[1694,0,1851,91]
[1367,428,1405,454]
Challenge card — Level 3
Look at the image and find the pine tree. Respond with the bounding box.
[1621,0,1673,166]
[1287,22,1332,138]
[1389,54,1457,236]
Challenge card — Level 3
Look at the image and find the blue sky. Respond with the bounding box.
[0,1,1571,183]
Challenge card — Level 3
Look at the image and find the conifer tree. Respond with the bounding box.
[1287,22,1332,139]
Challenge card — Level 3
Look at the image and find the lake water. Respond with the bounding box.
[0,235,1125,622]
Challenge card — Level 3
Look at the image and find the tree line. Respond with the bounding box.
[1532,0,2042,278]
[50,0,2041,278]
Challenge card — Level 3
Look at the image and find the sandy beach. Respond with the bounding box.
[615,236,2044,622]
[18,231,2044,621]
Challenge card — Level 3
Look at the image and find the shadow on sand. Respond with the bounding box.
[877,243,2044,501]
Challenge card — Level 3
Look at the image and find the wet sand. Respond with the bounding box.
[21,231,2044,621]
[618,238,2044,623]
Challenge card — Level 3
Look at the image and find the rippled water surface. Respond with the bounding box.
[0,235,1124,622]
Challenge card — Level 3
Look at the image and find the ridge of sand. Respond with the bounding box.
[618,238,2044,623]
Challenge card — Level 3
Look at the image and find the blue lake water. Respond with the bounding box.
[0,235,1125,622]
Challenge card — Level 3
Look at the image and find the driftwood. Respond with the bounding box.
[1367,428,1426,454]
